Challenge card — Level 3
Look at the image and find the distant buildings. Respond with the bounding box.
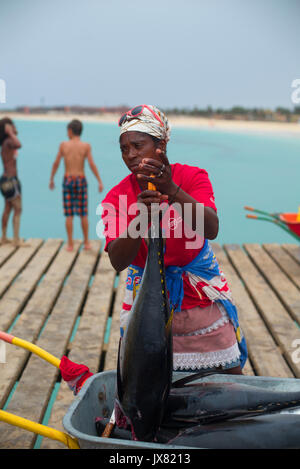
[13,105,129,115]
[163,106,300,123]
[2,105,300,123]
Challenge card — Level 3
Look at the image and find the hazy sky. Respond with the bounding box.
[1,0,299,109]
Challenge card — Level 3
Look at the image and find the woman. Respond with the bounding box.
[102,104,247,374]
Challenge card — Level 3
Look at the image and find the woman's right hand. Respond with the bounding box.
[137,189,168,225]
[137,189,168,209]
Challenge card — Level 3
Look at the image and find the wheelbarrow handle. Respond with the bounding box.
[0,410,79,449]
[246,214,300,241]
[244,206,279,219]
[0,331,61,368]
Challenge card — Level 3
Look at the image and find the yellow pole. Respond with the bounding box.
[11,337,61,368]
[0,410,80,449]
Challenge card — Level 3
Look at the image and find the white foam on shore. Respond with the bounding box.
[1,112,300,137]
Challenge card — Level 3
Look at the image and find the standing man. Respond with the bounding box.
[0,117,24,247]
[49,119,104,251]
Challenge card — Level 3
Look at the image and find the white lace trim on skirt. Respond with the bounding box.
[173,342,240,370]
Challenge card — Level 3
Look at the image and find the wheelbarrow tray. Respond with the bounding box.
[63,370,300,449]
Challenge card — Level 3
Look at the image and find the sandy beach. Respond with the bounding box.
[1,111,300,136]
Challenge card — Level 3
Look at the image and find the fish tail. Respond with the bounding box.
[165,307,174,333]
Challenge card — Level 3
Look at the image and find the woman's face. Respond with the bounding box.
[120,131,163,174]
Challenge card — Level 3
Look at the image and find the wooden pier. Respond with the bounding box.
[0,239,300,449]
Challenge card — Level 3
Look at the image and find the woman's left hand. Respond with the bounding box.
[136,149,177,197]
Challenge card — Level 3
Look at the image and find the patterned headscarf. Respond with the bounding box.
[119,105,171,142]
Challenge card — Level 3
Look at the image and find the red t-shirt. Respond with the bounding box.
[102,163,217,309]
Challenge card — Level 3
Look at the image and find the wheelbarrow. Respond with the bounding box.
[2,331,300,449]
[245,206,300,242]
[0,330,189,449]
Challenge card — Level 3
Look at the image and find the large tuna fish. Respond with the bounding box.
[164,380,300,425]
[166,413,300,449]
[115,222,173,442]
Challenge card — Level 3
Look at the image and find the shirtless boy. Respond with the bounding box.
[49,119,103,251]
[0,118,24,247]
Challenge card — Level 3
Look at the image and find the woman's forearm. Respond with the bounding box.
[203,206,219,239]
[169,185,219,239]
[108,235,142,272]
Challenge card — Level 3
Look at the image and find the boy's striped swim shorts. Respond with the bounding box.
[63,175,88,217]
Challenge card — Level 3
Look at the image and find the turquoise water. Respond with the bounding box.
[1,119,300,245]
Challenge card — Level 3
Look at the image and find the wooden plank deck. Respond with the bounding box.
[0,240,299,449]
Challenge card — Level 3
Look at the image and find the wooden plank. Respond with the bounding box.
[0,239,63,332]
[224,244,300,378]
[0,241,101,449]
[282,244,300,266]
[212,243,293,378]
[39,380,71,450]
[67,251,115,370]
[212,243,255,376]
[40,251,116,449]
[0,239,43,297]
[244,244,300,324]
[0,241,81,409]
[0,244,17,267]
[104,270,126,371]
[263,243,300,290]
[242,359,255,376]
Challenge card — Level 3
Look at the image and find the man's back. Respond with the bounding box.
[61,139,89,176]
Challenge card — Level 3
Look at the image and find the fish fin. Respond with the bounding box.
[116,338,124,401]
[172,369,227,388]
[165,306,174,333]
